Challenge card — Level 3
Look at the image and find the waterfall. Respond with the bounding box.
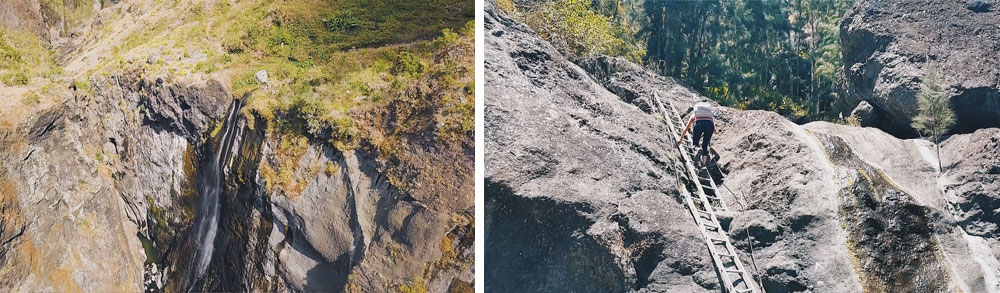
[187,98,245,289]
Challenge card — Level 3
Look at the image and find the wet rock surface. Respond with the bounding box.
[841,0,1000,137]
[0,66,472,291]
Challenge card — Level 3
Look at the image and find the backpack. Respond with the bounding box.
[693,102,713,121]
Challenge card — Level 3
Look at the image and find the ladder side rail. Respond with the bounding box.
[654,94,744,292]
[654,93,758,292]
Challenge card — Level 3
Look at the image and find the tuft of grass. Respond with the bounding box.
[398,278,428,293]
[259,133,311,196]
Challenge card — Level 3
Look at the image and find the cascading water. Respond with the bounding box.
[186,98,245,290]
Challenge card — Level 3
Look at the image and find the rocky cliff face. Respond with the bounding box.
[841,0,1000,137]
[485,3,716,291]
[487,1,1000,292]
[0,65,473,291]
[0,0,474,288]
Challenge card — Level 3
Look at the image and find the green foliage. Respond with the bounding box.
[0,36,22,67]
[911,65,956,138]
[1,72,28,86]
[392,51,424,76]
[0,29,60,85]
[496,0,518,14]
[40,0,94,31]
[642,0,851,122]
[231,70,261,97]
[515,0,644,63]
[323,12,363,33]
[312,0,474,50]
[912,65,955,171]
[432,29,460,51]
[398,279,428,293]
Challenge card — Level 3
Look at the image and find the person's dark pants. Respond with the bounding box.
[692,120,714,156]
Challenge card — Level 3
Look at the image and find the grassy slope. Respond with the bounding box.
[12,0,473,198]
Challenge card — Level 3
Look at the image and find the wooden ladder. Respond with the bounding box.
[652,93,757,293]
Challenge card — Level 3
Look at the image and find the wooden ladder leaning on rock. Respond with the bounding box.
[652,93,759,293]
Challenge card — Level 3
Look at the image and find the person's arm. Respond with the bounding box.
[677,117,694,145]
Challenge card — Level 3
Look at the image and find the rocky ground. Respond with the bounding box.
[0,0,473,292]
[485,1,1000,292]
[841,0,1000,137]
[485,2,717,291]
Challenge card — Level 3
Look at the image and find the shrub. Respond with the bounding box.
[1,72,28,86]
[323,12,362,32]
[517,0,642,61]
[392,52,423,76]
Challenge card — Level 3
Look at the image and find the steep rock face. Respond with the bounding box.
[487,1,1000,292]
[263,142,473,292]
[841,0,1000,137]
[485,3,722,292]
[574,55,703,114]
[0,66,473,291]
[0,67,227,291]
[0,1,45,37]
[940,129,1000,243]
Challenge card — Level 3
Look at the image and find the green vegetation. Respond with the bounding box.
[30,0,474,199]
[642,0,851,122]
[508,0,852,122]
[217,0,473,59]
[0,29,61,86]
[398,278,428,293]
[503,0,644,63]
[40,0,95,32]
[911,65,955,171]
[258,133,310,196]
[174,0,471,197]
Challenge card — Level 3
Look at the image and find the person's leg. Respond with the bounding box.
[691,124,704,151]
[702,124,713,154]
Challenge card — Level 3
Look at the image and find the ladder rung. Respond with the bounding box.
[708,237,727,243]
[725,269,744,274]
[716,253,734,258]
[734,288,754,293]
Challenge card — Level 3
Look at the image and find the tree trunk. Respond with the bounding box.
[935,133,943,172]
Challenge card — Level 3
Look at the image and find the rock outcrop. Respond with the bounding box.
[841,0,1000,137]
[487,1,1000,292]
[0,0,473,291]
[0,64,473,291]
[485,3,718,291]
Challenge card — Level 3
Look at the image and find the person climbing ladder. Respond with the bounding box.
[677,101,717,166]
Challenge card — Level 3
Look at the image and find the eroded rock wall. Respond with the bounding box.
[841,0,1000,137]
[0,66,473,291]
[485,3,721,292]
[487,1,1000,292]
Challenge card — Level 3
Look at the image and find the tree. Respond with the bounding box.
[911,65,956,172]
[639,0,850,121]
[514,0,644,63]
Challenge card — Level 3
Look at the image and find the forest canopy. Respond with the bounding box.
[502,0,852,123]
